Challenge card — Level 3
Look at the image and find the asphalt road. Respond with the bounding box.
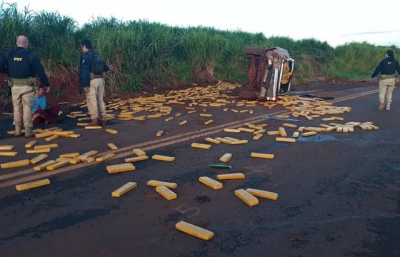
[1,84,400,257]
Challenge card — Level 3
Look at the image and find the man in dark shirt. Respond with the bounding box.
[0,35,50,137]
[371,50,400,111]
[79,39,110,126]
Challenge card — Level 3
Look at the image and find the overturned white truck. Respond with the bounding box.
[240,47,294,101]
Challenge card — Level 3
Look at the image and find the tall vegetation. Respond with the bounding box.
[1,3,399,94]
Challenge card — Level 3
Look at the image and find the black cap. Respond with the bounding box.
[81,39,92,49]
[386,50,394,59]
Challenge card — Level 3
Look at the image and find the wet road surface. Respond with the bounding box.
[0,84,399,257]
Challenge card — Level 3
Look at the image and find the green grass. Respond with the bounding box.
[1,3,399,94]
[325,42,400,80]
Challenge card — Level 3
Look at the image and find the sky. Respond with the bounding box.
[13,0,400,47]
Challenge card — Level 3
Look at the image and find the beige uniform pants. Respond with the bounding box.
[379,78,396,104]
[12,85,34,128]
[85,78,106,120]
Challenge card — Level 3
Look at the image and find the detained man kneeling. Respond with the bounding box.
[32,88,60,124]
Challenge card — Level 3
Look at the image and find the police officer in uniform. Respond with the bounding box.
[371,50,400,111]
[0,35,50,138]
[79,39,109,126]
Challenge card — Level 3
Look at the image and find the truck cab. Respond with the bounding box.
[241,47,295,101]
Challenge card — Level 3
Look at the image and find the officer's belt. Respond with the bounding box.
[9,78,36,86]
[90,73,102,80]
[381,74,397,80]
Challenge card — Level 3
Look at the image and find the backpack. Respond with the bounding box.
[87,50,104,74]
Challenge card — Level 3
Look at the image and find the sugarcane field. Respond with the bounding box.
[1,1,400,257]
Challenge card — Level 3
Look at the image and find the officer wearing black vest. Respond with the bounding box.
[79,39,109,126]
[371,50,400,111]
[0,35,50,138]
